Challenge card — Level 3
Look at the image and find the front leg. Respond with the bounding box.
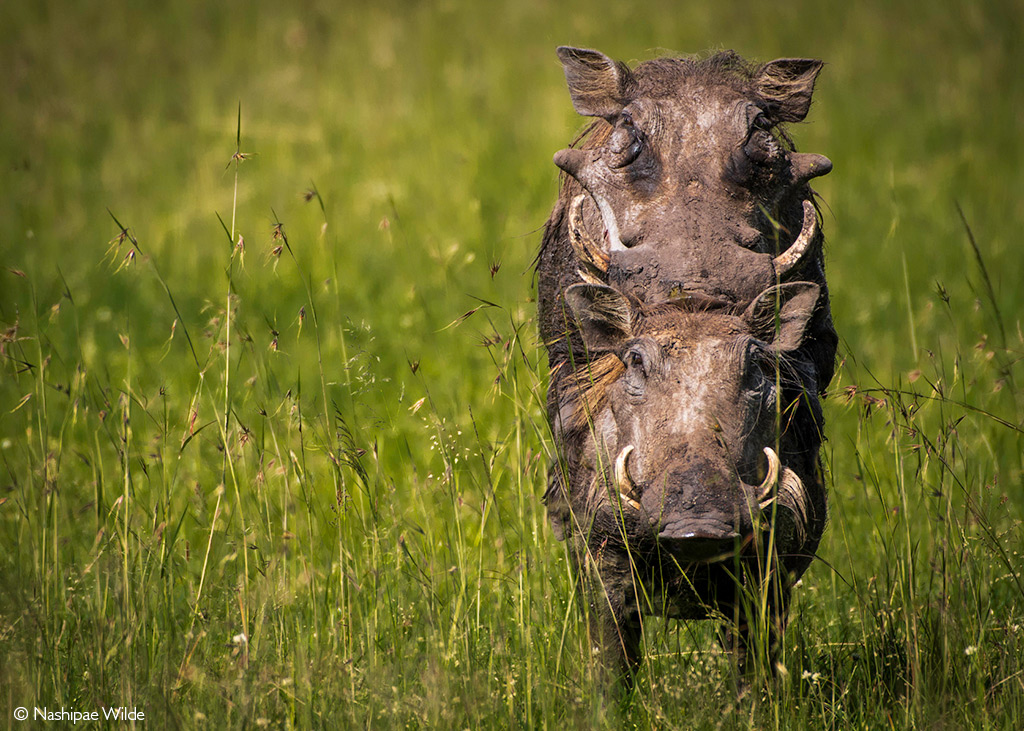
[575,540,643,687]
[717,558,792,680]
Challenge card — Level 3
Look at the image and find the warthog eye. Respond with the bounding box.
[752,114,774,133]
[743,115,782,165]
[622,344,652,397]
[627,349,646,375]
[620,338,660,398]
[608,114,644,169]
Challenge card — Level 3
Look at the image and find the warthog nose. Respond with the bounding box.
[656,532,744,562]
[644,460,749,558]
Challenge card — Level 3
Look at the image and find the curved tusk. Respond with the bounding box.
[619,493,642,511]
[615,445,635,493]
[614,445,641,510]
[772,199,818,277]
[757,446,781,505]
[568,193,610,280]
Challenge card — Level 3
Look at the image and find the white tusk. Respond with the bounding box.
[619,493,642,511]
[568,193,609,275]
[615,445,635,495]
[614,445,641,511]
[757,447,781,505]
[591,193,627,253]
[772,199,818,276]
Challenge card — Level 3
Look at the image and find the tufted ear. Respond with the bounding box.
[565,283,633,352]
[754,58,824,123]
[742,282,820,353]
[556,46,635,120]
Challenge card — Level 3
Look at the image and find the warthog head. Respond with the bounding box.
[552,47,831,304]
[549,280,821,562]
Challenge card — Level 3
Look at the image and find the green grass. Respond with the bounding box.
[2,0,1023,727]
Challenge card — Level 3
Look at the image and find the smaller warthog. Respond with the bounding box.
[549,279,824,680]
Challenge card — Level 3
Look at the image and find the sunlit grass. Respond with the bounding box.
[2,0,1023,728]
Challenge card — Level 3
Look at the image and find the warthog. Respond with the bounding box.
[549,279,824,679]
[538,46,837,393]
[537,47,837,681]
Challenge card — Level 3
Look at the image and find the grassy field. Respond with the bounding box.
[2,0,1023,727]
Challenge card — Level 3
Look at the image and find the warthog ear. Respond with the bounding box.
[565,283,633,352]
[754,58,824,123]
[743,282,820,353]
[556,46,634,120]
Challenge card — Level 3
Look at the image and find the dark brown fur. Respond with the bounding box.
[537,48,838,684]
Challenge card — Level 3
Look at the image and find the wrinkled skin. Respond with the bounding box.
[538,47,837,391]
[550,281,825,681]
[536,48,838,684]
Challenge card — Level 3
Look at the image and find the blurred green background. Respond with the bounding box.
[4,0,1023,374]
[2,0,1023,727]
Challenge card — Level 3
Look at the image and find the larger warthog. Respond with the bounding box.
[537,47,837,681]
[538,46,837,393]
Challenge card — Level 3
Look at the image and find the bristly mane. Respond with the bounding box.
[559,353,625,433]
